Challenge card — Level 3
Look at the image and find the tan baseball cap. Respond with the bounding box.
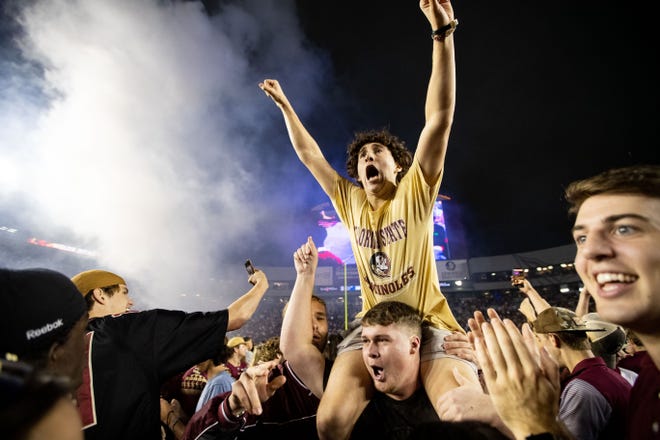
[71,270,126,296]
[227,336,246,348]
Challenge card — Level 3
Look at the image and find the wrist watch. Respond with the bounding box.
[432,19,459,40]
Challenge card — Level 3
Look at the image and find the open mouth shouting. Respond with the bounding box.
[365,164,379,182]
[370,365,385,381]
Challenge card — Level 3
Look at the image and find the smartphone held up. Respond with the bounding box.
[511,268,526,288]
[245,259,256,275]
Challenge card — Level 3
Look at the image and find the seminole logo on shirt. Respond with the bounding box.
[370,252,391,278]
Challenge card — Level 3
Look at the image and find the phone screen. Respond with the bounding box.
[511,268,525,287]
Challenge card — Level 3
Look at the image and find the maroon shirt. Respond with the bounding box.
[626,352,660,439]
[560,356,631,440]
[226,360,247,380]
[617,350,648,374]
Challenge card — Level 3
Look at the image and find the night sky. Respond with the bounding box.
[294,0,658,258]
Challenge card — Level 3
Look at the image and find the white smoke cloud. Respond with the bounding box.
[0,0,336,309]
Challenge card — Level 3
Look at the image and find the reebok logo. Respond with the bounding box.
[26,319,64,340]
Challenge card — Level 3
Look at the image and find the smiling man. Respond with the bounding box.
[565,164,660,439]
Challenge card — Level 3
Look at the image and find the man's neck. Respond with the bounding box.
[564,349,594,373]
[88,308,110,319]
[365,183,397,211]
[227,355,242,366]
[384,377,422,401]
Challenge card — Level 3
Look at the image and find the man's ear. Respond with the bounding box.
[92,287,106,304]
[410,335,421,354]
[48,340,63,366]
[550,334,561,348]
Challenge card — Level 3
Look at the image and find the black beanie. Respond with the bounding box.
[0,268,87,359]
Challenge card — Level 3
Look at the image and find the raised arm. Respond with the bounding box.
[574,288,592,318]
[415,0,456,185]
[227,269,269,331]
[280,236,327,398]
[517,279,552,317]
[259,79,338,196]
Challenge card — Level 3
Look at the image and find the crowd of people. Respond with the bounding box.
[237,288,581,345]
[1,0,659,439]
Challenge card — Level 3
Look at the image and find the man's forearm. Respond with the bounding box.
[280,272,315,355]
[280,105,324,166]
[425,34,455,126]
[227,280,268,331]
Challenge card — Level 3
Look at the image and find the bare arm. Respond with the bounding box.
[280,236,327,398]
[415,0,456,185]
[518,298,537,323]
[226,270,269,331]
[518,279,552,317]
[259,79,339,196]
[574,288,592,317]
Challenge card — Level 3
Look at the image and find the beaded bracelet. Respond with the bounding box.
[432,19,459,41]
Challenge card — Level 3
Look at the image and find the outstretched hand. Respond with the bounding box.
[247,268,268,287]
[227,360,286,416]
[473,309,563,439]
[466,309,489,350]
[259,79,290,109]
[443,331,478,366]
[517,279,538,297]
[293,236,318,275]
[419,0,453,30]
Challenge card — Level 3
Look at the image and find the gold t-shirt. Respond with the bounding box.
[331,160,462,332]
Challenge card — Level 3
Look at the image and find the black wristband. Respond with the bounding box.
[432,19,459,40]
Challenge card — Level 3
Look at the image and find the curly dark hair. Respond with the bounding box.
[345,128,412,187]
[253,336,282,364]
